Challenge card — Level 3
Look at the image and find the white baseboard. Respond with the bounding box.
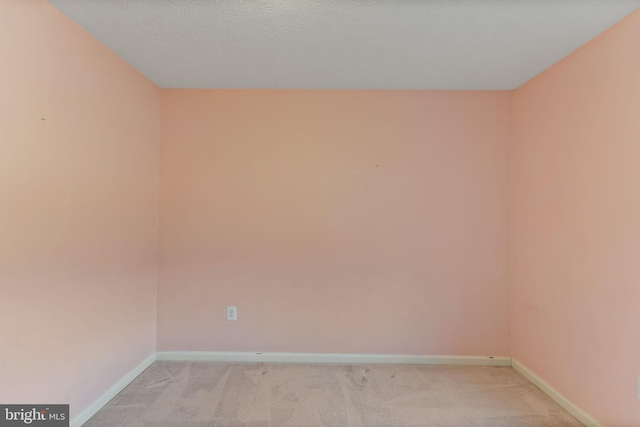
[71,352,156,427]
[512,358,603,427]
[156,351,511,366]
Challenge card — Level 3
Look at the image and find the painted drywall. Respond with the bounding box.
[0,0,160,420]
[512,9,640,426]
[158,90,511,356]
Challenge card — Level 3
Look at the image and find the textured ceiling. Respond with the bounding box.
[48,0,640,90]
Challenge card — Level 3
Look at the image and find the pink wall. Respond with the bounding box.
[6,1,637,423]
[0,0,160,420]
[158,90,512,356]
[511,9,640,426]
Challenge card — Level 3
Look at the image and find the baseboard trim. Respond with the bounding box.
[156,351,511,366]
[71,352,156,427]
[512,358,603,427]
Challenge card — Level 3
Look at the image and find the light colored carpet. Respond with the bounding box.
[84,362,583,426]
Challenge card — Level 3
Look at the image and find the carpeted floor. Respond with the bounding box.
[84,362,583,426]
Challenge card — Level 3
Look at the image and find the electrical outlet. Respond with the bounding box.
[226,306,237,321]
[637,377,640,400]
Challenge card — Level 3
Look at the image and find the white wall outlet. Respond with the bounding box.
[226,306,237,321]
[637,377,640,400]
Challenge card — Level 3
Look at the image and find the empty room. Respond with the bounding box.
[1,0,639,426]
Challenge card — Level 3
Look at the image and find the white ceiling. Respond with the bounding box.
[49,0,640,90]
